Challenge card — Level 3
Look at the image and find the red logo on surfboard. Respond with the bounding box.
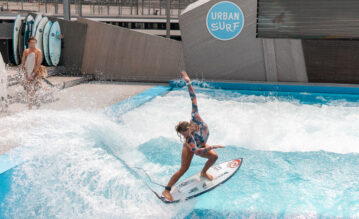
[228,159,241,168]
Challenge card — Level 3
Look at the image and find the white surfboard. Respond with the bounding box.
[12,14,22,65]
[48,21,61,66]
[158,158,243,203]
[0,52,8,111]
[32,14,42,37]
[24,52,36,78]
[43,20,52,66]
[35,16,48,55]
[24,15,34,50]
[18,20,25,60]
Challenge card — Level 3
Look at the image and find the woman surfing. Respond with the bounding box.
[162,71,225,202]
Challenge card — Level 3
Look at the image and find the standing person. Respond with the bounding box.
[21,37,43,109]
[162,71,225,202]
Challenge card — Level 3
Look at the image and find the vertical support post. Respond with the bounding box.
[118,0,122,15]
[141,0,144,15]
[130,0,133,15]
[79,0,82,17]
[136,0,139,15]
[166,0,170,38]
[55,0,59,14]
[64,0,71,20]
[97,0,100,15]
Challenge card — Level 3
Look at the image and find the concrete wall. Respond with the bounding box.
[179,0,308,82]
[78,18,185,82]
[51,18,87,75]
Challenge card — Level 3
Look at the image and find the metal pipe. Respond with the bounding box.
[118,0,122,15]
[130,0,133,15]
[166,0,170,38]
[63,0,71,20]
[141,0,144,15]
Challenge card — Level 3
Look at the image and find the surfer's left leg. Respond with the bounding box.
[162,145,194,202]
[198,149,218,181]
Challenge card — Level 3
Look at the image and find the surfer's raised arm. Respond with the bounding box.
[181,71,204,125]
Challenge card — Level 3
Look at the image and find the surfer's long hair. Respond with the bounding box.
[175,121,192,143]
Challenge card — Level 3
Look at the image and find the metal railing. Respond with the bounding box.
[0,0,196,17]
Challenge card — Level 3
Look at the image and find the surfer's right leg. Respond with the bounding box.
[162,145,194,201]
[198,149,218,180]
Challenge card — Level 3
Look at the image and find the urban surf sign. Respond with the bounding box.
[206,1,244,40]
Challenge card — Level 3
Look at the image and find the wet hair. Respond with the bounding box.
[27,37,37,43]
[175,121,191,143]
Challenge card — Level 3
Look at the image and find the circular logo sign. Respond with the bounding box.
[228,159,241,168]
[206,1,244,40]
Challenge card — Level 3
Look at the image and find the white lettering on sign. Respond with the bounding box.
[211,12,241,20]
[211,22,241,32]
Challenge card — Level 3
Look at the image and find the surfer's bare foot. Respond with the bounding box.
[201,172,214,181]
[162,190,174,202]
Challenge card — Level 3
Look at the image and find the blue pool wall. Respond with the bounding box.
[169,80,359,95]
[170,80,359,104]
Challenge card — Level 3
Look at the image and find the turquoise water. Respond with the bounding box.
[1,86,359,218]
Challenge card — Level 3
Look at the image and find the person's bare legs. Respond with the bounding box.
[32,80,41,109]
[198,148,219,181]
[26,81,34,110]
[26,79,41,109]
[162,145,194,202]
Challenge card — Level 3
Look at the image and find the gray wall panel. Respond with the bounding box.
[180,0,267,81]
[180,0,307,83]
[78,18,185,82]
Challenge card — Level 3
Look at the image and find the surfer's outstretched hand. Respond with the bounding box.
[213,145,225,149]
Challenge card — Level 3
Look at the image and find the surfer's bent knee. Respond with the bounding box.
[179,166,189,174]
[211,153,218,161]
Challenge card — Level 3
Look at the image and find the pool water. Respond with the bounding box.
[1,85,359,218]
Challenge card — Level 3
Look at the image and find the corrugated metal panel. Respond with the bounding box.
[0,23,13,40]
[256,0,359,39]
